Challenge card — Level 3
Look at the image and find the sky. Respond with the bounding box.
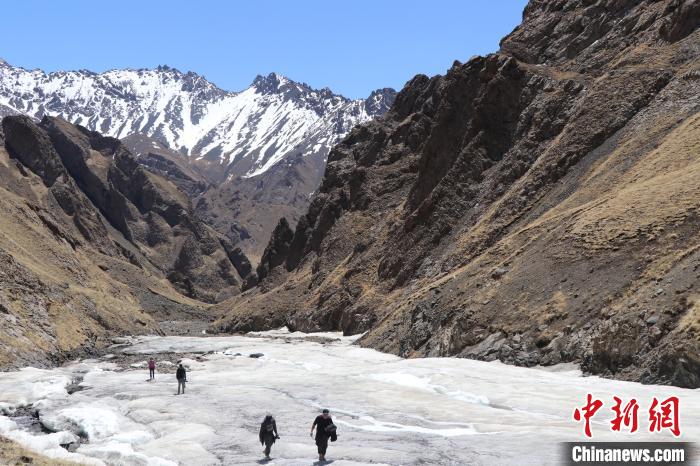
[0,0,528,99]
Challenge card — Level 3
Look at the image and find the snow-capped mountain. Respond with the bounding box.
[0,58,395,180]
[0,59,396,260]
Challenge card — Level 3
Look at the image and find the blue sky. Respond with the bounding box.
[1,1,527,99]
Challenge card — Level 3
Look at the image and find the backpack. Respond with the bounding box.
[324,423,337,434]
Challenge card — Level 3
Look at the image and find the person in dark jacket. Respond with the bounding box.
[148,358,156,380]
[258,414,279,459]
[176,363,186,395]
[310,409,336,461]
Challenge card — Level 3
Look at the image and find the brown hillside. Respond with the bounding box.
[0,116,250,368]
[212,0,700,388]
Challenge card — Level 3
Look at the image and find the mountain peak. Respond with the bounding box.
[365,87,397,115]
[156,64,180,73]
[0,60,395,181]
[251,72,290,93]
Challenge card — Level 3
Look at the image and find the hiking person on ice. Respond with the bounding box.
[176,363,187,395]
[148,358,156,380]
[258,414,279,459]
[310,408,337,461]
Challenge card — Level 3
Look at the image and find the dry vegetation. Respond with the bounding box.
[0,437,81,466]
[0,123,212,369]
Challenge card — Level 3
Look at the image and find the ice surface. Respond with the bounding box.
[0,414,100,465]
[0,333,698,465]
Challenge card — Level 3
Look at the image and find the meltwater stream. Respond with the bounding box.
[0,329,697,465]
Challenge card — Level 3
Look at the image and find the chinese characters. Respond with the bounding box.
[573,394,680,438]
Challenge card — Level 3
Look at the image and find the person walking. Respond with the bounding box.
[258,414,279,459]
[176,363,187,395]
[310,409,336,461]
[148,358,156,381]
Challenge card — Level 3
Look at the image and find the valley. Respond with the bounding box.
[0,1,699,463]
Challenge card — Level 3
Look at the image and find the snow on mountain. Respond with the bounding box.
[0,59,395,179]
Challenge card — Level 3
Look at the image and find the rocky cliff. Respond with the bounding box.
[213,0,700,388]
[0,116,251,368]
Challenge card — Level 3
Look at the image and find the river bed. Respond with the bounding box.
[0,329,697,465]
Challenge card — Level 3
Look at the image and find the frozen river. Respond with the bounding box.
[0,329,697,465]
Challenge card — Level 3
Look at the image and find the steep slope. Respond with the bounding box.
[194,146,329,263]
[0,115,253,368]
[213,0,700,388]
[0,131,148,368]
[4,116,251,303]
[0,62,395,258]
[122,132,209,198]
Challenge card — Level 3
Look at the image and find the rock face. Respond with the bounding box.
[0,63,396,260]
[213,0,700,388]
[3,116,252,303]
[123,133,209,199]
[192,144,331,263]
[0,115,256,367]
[255,218,295,284]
